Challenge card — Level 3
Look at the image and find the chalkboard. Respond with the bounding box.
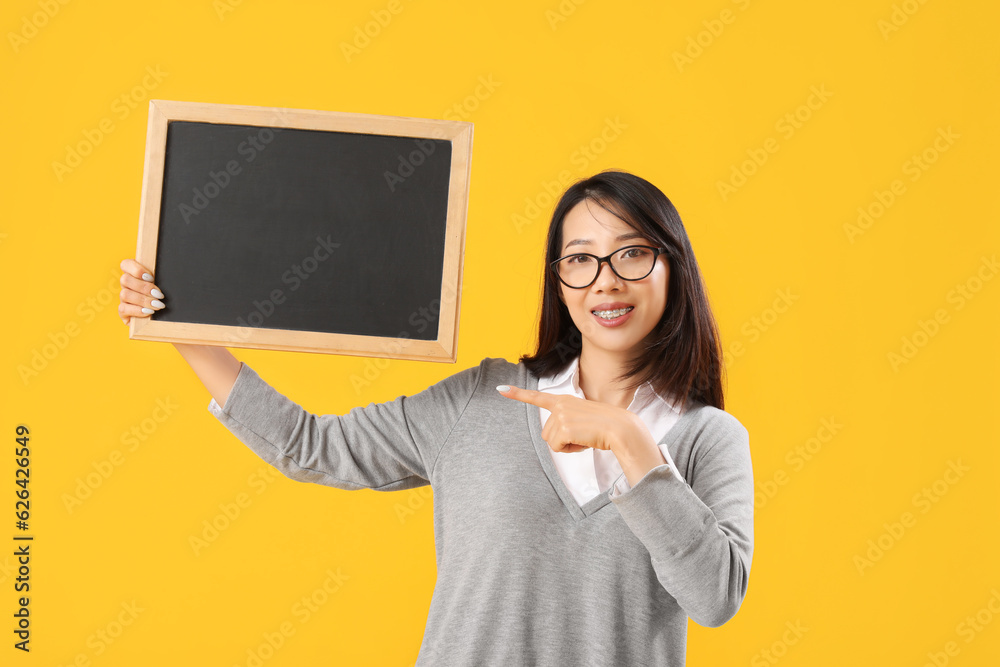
[129,100,473,362]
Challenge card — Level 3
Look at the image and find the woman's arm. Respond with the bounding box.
[610,411,754,628]
[207,359,484,491]
[172,343,243,409]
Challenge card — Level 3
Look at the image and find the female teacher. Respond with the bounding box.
[118,169,754,666]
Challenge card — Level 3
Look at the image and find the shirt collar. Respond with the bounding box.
[538,354,681,415]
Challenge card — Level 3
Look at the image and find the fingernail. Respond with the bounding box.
[151,300,165,309]
[151,288,164,299]
[142,273,153,281]
[496,385,510,393]
[141,307,154,314]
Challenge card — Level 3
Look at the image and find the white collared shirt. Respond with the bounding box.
[536,354,685,505]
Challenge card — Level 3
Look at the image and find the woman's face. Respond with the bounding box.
[556,198,669,361]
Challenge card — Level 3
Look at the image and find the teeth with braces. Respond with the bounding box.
[593,306,633,319]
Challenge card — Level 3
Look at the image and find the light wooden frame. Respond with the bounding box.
[129,99,473,362]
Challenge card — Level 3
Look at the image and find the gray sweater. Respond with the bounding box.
[207,356,754,666]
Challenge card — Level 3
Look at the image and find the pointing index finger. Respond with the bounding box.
[496,384,555,409]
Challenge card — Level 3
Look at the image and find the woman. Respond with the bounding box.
[118,169,753,665]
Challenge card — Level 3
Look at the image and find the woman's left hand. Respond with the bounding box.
[497,384,639,454]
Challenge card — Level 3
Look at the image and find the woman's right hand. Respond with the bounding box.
[118,258,166,326]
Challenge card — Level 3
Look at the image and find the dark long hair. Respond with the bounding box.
[519,170,726,412]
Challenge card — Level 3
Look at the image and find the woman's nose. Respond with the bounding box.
[593,259,623,288]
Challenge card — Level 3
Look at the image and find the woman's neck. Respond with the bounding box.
[577,347,641,410]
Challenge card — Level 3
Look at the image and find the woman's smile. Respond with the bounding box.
[591,304,635,325]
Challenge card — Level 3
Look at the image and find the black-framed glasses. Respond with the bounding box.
[550,245,668,289]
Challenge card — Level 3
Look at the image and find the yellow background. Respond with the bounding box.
[3,0,999,664]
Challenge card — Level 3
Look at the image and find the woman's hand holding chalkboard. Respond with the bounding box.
[118,259,166,326]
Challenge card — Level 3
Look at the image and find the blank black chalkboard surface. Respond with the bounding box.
[129,99,473,362]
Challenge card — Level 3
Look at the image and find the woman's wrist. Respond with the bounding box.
[611,416,668,488]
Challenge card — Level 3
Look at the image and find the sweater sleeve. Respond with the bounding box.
[609,411,753,628]
[206,360,482,491]
[608,444,679,498]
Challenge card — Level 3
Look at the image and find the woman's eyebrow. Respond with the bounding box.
[564,231,646,251]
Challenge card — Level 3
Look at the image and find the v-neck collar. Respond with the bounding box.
[521,363,703,522]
